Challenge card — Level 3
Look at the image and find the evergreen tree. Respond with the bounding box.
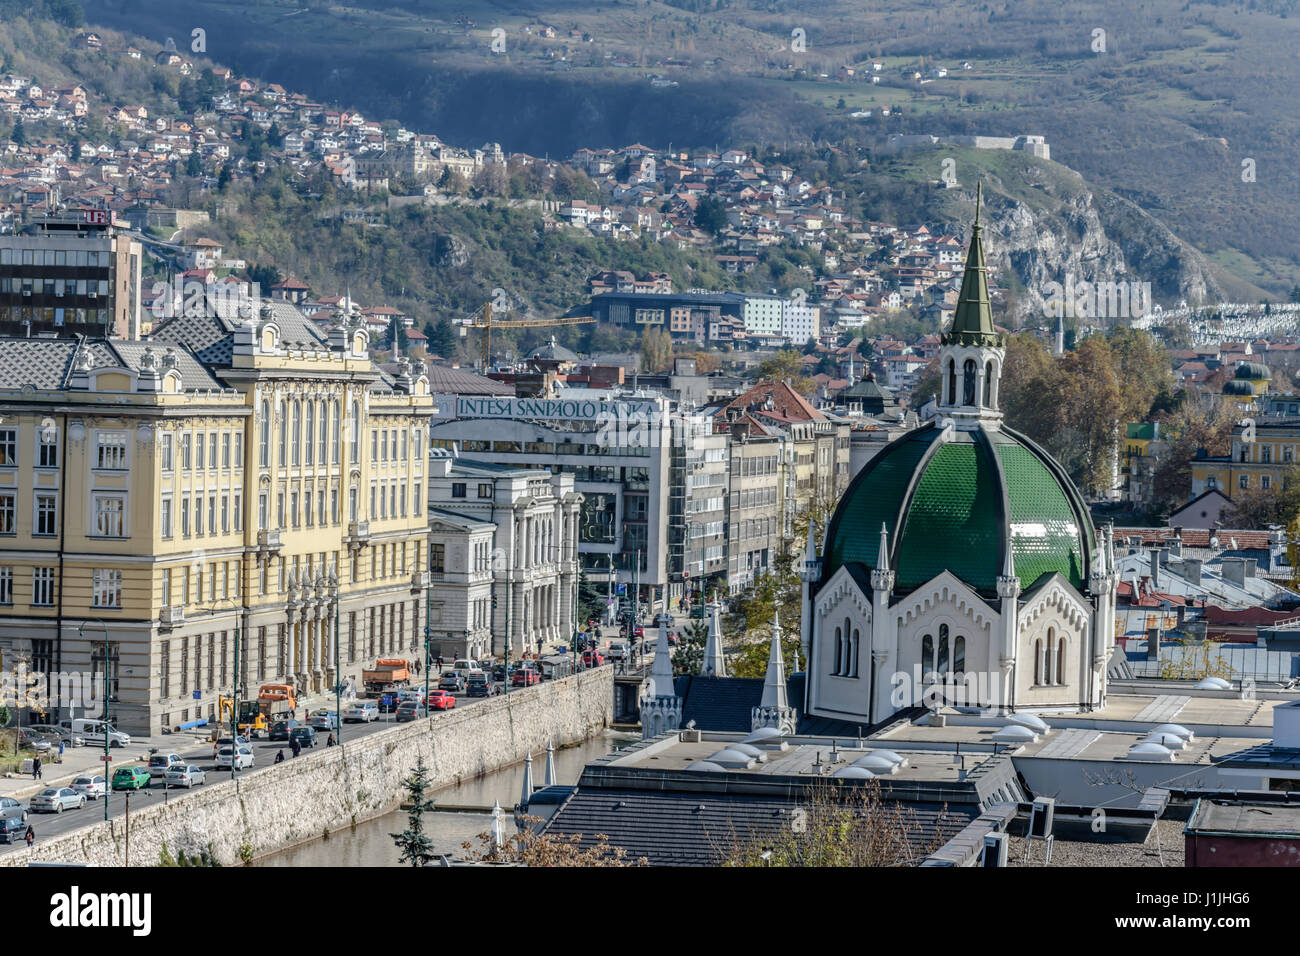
[217,164,232,191]
[266,122,284,148]
[390,757,438,867]
[426,317,458,357]
[186,150,203,177]
[11,117,25,146]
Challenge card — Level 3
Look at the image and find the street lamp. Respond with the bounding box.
[77,620,109,821]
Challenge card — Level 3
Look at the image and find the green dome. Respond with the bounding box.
[1234,362,1271,381]
[821,423,1094,597]
[1223,380,1256,396]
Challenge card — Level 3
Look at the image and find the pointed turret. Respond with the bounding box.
[640,618,682,739]
[945,182,1003,348]
[871,523,895,593]
[753,612,797,734]
[544,741,557,787]
[518,752,534,812]
[877,522,890,572]
[702,603,727,677]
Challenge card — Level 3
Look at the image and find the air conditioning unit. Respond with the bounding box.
[1028,796,1055,840]
[980,832,1008,867]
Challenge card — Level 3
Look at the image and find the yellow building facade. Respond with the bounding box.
[0,301,433,734]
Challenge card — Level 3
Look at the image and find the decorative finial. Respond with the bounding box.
[974,181,982,230]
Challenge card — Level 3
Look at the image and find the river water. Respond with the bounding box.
[255,731,636,866]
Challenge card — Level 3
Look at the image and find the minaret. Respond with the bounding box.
[752,611,797,734]
[870,523,896,724]
[996,542,1021,713]
[799,518,821,675]
[936,182,1007,429]
[702,602,727,677]
[639,618,682,739]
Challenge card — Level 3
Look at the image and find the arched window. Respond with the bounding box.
[1033,639,1042,685]
[922,633,934,679]
[963,358,977,406]
[350,400,360,465]
[850,628,860,678]
[1046,627,1055,686]
[318,400,328,465]
[946,359,957,405]
[984,361,993,407]
[833,625,843,677]
[305,402,315,466]
[332,400,341,464]
[292,401,302,466]
[938,623,950,675]
[1057,636,1067,685]
[259,400,270,467]
[841,617,851,676]
[277,399,287,465]
[953,636,965,676]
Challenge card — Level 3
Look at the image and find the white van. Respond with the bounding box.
[58,719,130,749]
[453,659,477,674]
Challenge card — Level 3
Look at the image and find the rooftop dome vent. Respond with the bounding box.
[706,748,757,769]
[686,761,726,773]
[834,766,876,779]
[990,724,1037,744]
[1144,732,1188,751]
[852,754,900,774]
[1004,713,1050,734]
[742,727,785,744]
[1125,742,1176,761]
[1150,723,1195,742]
[1195,677,1232,691]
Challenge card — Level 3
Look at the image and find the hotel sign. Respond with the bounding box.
[444,396,660,422]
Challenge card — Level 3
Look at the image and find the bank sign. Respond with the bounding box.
[439,395,660,422]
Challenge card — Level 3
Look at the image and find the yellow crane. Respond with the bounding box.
[466,301,595,368]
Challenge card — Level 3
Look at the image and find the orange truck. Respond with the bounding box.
[362,658,410,695]
[257,683,297,722]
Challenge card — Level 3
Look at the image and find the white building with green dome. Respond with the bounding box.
[801,187,1119,726]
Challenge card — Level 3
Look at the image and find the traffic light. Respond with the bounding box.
[491,594,498,610]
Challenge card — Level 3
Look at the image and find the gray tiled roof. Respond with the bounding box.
[0,336,223,392]
[150,293,329,370]
[425,364,513,395]
[541,786,977,866]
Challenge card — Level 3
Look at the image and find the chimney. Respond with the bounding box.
[1168,534,1182,558]
[1149,548,1162,590]
[1146,627,1161,661]
[1243,557,1257,579]
[1221,557,1245,588]
[1182,558,1202,585]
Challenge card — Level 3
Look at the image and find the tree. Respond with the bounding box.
[426,316,459,358]
[185,150,202,178]
[217,164,232,192]
[461,815,646,866]
[753,348,813,393]
[10,117,24,146]
[693,196,729,234]
[577,569,605,624]
[640,326,673,373]
[718,779,952,866]
[1227,464,1300,528]
[1149,400,1233,517]
[391,757,438,867]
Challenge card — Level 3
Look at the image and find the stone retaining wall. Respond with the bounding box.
[2,669,612,867]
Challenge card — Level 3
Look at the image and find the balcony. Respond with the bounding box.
[160,605,185,627]
[345,520,371,547]
[257,529,282,553]
[411,571,430,591]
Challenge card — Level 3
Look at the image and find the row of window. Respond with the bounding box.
[1032,630,1069,687]
[163,431,243,474]
[0,426,59,469]
[0,492,132,539]
[0,247,109,266]
[162,491,243,539]
[0,277,110,296]
[0,566,57,606]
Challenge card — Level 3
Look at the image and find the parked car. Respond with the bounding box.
[438,673,465,693]
[26,724,84,748]
[164,764,207,789]
[395,701,427,722]
[216,746,254,770]
[268,720,301,741]
[111,766,151,791]
[378,692,402,713]
[310,710,340,732]
[607,642,629,661]
[512,669,540,687]
[58,719,130,748]
[653,613,673,627]
[582,650,605,667]
[0,815,27,843]
[17,728,52,752]
[426,689,457,711]
[490,664,508,683]
[288,726,318,749]
[466,673,496,698]
[0,796,28,823]
[343,700,379,723]
[70,775,106,800]
[148,753,185,778]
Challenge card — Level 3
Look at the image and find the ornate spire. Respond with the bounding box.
[944,182,1003,348]
[997,541,1020,599]
[702,603,727,677]
[753,612,796,735]
[871,523,895,592]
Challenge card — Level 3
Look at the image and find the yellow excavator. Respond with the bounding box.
[217,696,271,739]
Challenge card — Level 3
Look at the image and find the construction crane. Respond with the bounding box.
[466,301,595,369]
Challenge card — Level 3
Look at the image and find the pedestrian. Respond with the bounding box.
[290,738,301,758]
[437,655,444,673]
[24,825,33,849]
[57,739,64,762]
[274,749,285,764]
[414,658,421,676]
[327,733,336,748]
[32,755,41,780]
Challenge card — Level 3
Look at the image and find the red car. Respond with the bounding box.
[582,650,605,667]
[426,690,456,711]
[512,669,540,687]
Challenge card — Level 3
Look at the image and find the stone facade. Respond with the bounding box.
[1,669,613,867]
